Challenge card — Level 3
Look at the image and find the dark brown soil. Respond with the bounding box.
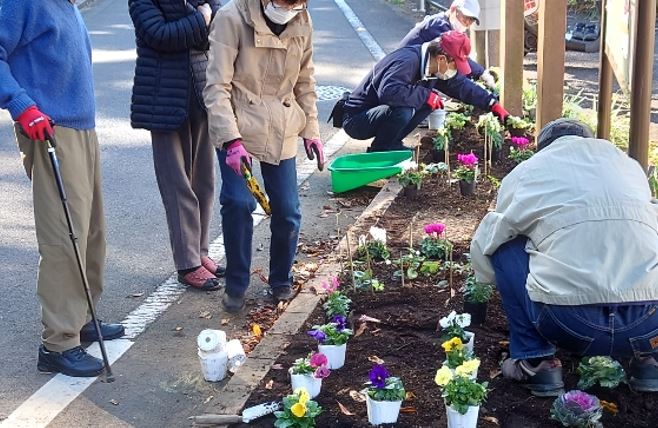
[238,129,658,427]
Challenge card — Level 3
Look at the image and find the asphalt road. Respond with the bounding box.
[0,0,416,426]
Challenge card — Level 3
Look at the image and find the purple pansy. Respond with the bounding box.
[331,315,348,331]
[369,364,389,389]
[307,329,327,343]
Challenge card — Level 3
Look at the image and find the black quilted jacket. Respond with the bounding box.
[129,0,220,131]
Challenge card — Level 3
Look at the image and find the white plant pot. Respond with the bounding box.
[464,331,475,354]
[446,404,480,428]
[366,395,402,425]
[318,343,346,369]
[198,349,228,382]
[428,108,447,130]
[289,368,322,398]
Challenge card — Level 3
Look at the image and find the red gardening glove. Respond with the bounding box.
[304,138,325,171]
[17,106,54,141]
[491,103,510,124]
[426,90,444,111]
[224,139,252,176]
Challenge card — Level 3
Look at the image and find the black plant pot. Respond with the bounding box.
[431,148,446,163]
[458,180,475,197]
[403,184,420,199]
[463,301,487,326]
[509,127,528,138]
[491,145,502,162]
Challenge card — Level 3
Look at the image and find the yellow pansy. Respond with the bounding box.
[441,337,463,353]
[291,402,307,418]
[294,387,310,405]
[456,358,480,376]
[434,365,454,387]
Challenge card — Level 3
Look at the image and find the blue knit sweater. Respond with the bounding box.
[0,0,95,129]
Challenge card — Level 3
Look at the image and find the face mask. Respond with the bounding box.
[449,13,468,33]
[437,68,458,80]
[264,2,301,25]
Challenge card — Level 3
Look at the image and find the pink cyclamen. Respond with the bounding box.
[321,276,340,293]
[457,153,478,167]
[511,136,530,149]
[423,223,446,236]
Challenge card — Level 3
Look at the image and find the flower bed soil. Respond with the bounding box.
[237,132,658,427]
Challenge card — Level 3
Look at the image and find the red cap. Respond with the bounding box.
[439,31,472,75]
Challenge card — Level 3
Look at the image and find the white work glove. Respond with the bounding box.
[480,70,497,90]
[197,3,212,26]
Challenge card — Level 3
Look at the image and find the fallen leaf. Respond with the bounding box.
[252,324,262,337]
[271,364,284,370]
[489,369,502,379]
[349,390,366,403]
[405,391,416,401]
[337,401,354,416]
[358,315,381,323]
[109,399,119,406]
[354,323,368,338]
[400,406,417,414]
[601,400,619,415]
[127,292,144,298]
[265,379,274,390]
[203,395,214,404]
[221,318,230,325]
[483,416,500,425]
[336,387,351,396]
[368,355,385,365]
[174,326,183,332]
[198,310,212,319]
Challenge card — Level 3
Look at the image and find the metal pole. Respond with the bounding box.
[596,0,612,140]
[416,0,426,13]
[628,0,656,170]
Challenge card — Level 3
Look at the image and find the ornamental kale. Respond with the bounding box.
[576,356,627,390]
[365,364,406,402]
[550,390,603,428]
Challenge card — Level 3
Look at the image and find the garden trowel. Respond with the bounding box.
[241,161,272,216]
[189,401,281,425]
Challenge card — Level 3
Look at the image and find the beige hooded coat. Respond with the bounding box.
[204,0,320,165]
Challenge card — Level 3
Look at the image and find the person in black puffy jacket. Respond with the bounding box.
[129,0,225,291]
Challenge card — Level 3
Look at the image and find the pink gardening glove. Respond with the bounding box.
[304,138,325,171]
[225,140,252,176]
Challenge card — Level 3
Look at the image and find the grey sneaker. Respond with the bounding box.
[629,356,658,392]
[221,293,246,313]
[502,358,565,397]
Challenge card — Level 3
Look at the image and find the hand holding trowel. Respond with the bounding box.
[225,140,271,215]
[189,401,281,426]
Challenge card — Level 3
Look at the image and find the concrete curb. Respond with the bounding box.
[200,179,403,423]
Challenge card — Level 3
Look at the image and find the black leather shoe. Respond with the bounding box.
[37,345,104,377]
[270,286,294,302]
[222,292,246,313]
[80,320,125,342]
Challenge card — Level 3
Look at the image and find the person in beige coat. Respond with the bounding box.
[204,0,323,312]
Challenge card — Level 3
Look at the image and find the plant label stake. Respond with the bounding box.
[445,143,451,187]
[400,251,405,288]
[449,248,455,299]
[345,232,356,292]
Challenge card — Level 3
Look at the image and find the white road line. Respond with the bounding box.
[333,0,386,61]
[2,0,385,422]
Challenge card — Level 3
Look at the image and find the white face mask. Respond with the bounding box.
[449,13,468,33]
[264,2,302,25]
[437,68,458,80]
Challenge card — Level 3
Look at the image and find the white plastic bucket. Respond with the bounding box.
[428,109,447,130]
[198,349,228,382]
[446,404,480,428]
[289,369,323,398]
[366,395,402,425]
[318,343,346,369]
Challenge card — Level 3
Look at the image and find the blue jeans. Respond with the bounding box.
[217,151,301,298]
[491,237,658,359]
[343,104,431,149]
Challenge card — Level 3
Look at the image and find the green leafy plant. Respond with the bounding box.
[356,241,390,261]
[433,127,451,151]
[352,269,384,292]
[274,388,323,428]
[445,112,470,131]
[522,80,537,114]
[550,390,603,428]
[420,223,453,260]
[397,169,425,189]
[435,366,488,415]
[477,113,504,150]
[321,277,351,318]
[463,275,494,304]
[576,356,627,390]
[393,249,426,280]
[507,115,532,131]
[649,166,658,198]
[365,364,406,402]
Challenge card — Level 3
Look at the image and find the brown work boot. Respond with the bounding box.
[178,266,221,291]
[502,357,565,397]
[201,256,226,278]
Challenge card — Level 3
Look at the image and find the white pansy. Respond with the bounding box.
[439,311,457,328]
[455,313,471,328]
[369,226,387,244]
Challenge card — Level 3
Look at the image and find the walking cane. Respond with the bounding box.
[45,135,115,383]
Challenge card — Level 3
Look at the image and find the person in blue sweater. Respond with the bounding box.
[343,31,508,152]
[0,0,123,377]
[398,0,496,90]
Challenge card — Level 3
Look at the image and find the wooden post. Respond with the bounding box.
[628,0,656,170]
[500,0,524,116]
[596,0,612,140]
[536,0,567,131]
